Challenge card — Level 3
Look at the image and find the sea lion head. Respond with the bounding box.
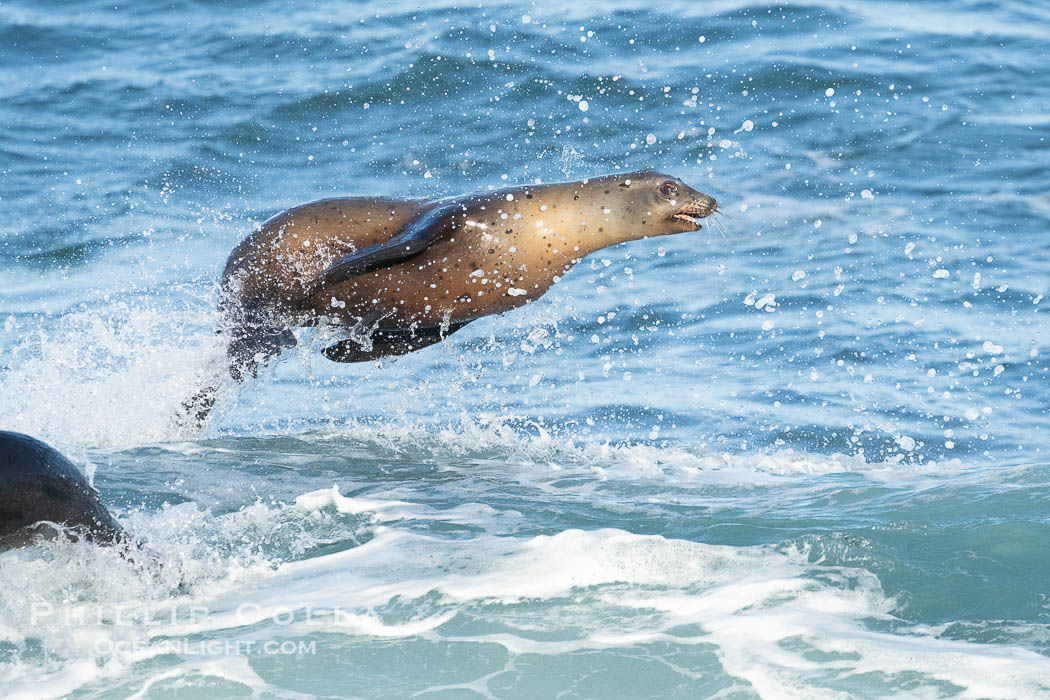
[617,170,718,235]
[570,170,718,251]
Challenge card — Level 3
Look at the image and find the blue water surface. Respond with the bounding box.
[1,0,1049,697]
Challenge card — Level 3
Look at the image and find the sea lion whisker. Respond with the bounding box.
[704,214,726,239]
[713,217,728,239]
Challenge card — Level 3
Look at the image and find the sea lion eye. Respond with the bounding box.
[659,182,678,197]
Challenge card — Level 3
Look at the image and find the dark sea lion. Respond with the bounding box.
[182,170,717,423]
[0,430,126,552]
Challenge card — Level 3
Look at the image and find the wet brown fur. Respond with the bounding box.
[223,171,716,328]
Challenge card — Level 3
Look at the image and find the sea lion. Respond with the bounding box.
[182,170,717,423]
[0,431,126,552]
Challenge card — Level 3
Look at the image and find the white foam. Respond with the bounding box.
[300,414,972,489]
[3,486,1050,698]
[295,485,415,515]
[295,484,520,526]
[183,513,1050,697]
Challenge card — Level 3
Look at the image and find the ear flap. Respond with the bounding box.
[307,201,465,297]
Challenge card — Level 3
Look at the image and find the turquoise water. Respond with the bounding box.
[1,0,1049,696]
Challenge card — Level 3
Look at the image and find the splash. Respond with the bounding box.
[0,297,226,451]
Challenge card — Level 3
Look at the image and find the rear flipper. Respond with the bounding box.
[226,324,298,382]
[176,321,297,427]
[323,321,471,363]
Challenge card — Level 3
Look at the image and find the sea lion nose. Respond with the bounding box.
[695,194,717,216]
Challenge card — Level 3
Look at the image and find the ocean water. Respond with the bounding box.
[1,0,1048,696]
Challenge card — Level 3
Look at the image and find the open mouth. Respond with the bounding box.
[672,212,705,228]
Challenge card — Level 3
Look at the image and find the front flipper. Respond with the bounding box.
[323,320,471,363]
[307,201,466,297]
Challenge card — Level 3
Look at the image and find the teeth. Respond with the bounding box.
[673,213,701,225]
